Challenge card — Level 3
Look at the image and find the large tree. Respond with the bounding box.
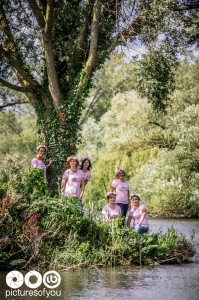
[0,0,140,190]
[0,0,198,190]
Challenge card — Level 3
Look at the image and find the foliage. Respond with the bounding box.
[0,153,195,269]
[136,51,176,111]
[0,1,198,192]
[0,110,37,163]
[135,0,199,110]
[78,59,199,217]
[81,54,138,122]
[130,111,199,217]
[79,89,160,204]
[0,192,194,270]
[0,0,136,192]
[0,154,46,204]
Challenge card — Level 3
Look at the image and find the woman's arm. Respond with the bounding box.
[138,208,147,226]
[128,189,130,205]
[79,178,85,200]
[109,186,115,192]
[46,158,53,169]
[127,215,132,227]
[61,178,67,195]
[102,209,110,224]
[84,179,89,186]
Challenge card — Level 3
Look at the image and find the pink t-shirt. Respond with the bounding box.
[62,169,83,198]
[30,158,46,170]
[111,179,129,204]
[30,158,46,180]
[129,204,149,228]
[82,170,91,182]
[102,204,122,223]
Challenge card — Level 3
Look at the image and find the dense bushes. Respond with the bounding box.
[78,61,199,217]
[0,164,195,270]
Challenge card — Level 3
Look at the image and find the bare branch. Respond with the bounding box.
[44,0,61,109]
[0,7,19,57]
[149,121,165,130]
[0,45,40,89]
[75,0,95,65]
[18,0,43,47]
[0,102,28,111]
[0,78,32,92]
[45,0,55,38]
[83,0,102,78]
[27,0,45,31]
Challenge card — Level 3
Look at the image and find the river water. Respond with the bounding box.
[1,219,199,300]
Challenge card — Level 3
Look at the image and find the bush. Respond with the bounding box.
[0,196,194,270]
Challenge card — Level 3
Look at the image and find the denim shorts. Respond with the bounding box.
[137,226,149,234]
[131,226,149,234]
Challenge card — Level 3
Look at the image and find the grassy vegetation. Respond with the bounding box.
[0,157,195,270]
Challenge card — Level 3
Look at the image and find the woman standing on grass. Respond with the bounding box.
[61,156,85,205]
[109,168,130,220]
[102,192,122,223]
[127,194,149,234]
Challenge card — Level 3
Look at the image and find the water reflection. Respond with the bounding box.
[149,218,199,237]
[0,219,199,300]
[60,264,199,300]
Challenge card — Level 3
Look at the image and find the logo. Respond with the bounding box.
[25,271,43,289]
[5,270,62,298]
[6,270,61,289]
[6,271,24,289]
[43,271,61,289]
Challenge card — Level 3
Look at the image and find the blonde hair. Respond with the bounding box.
[65,155,79,168]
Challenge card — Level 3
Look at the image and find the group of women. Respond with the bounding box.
[31,145,149,234]
[102,168,149,234]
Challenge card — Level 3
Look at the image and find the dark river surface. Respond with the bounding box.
[1,219,199,300]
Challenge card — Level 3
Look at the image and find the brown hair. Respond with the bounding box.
[115,168,125,179]
[106,192,116,200]
[130,193,140,200]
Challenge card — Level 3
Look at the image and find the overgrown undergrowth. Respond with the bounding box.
[0,159,195,270]
[0,196,195,271]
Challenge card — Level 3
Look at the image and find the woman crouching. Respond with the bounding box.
[127,194,149,234]
[102,192,122,224]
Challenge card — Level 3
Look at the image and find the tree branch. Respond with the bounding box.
[0,78,32,92]
[0,7,20,57]
[0,45,40,89]
[82,0,102,78]
[174,2,199,11]
[44,0,61,110]
[39,0,47,15]
[27,0,45,31]
[149,121,165,130]
[18,0,43,47]
[0,101,28,111]
[45,0,55,38]
[75,0,95,65]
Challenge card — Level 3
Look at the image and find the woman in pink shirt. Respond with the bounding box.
[109,168,130,220]
[80,156,92,186]
[61,156,85,203]
[127,194,149,234]
[30,145,53,180]
[102,192,122,223]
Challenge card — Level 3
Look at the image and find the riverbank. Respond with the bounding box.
[1,218,199,300]
[0,196,196,271]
